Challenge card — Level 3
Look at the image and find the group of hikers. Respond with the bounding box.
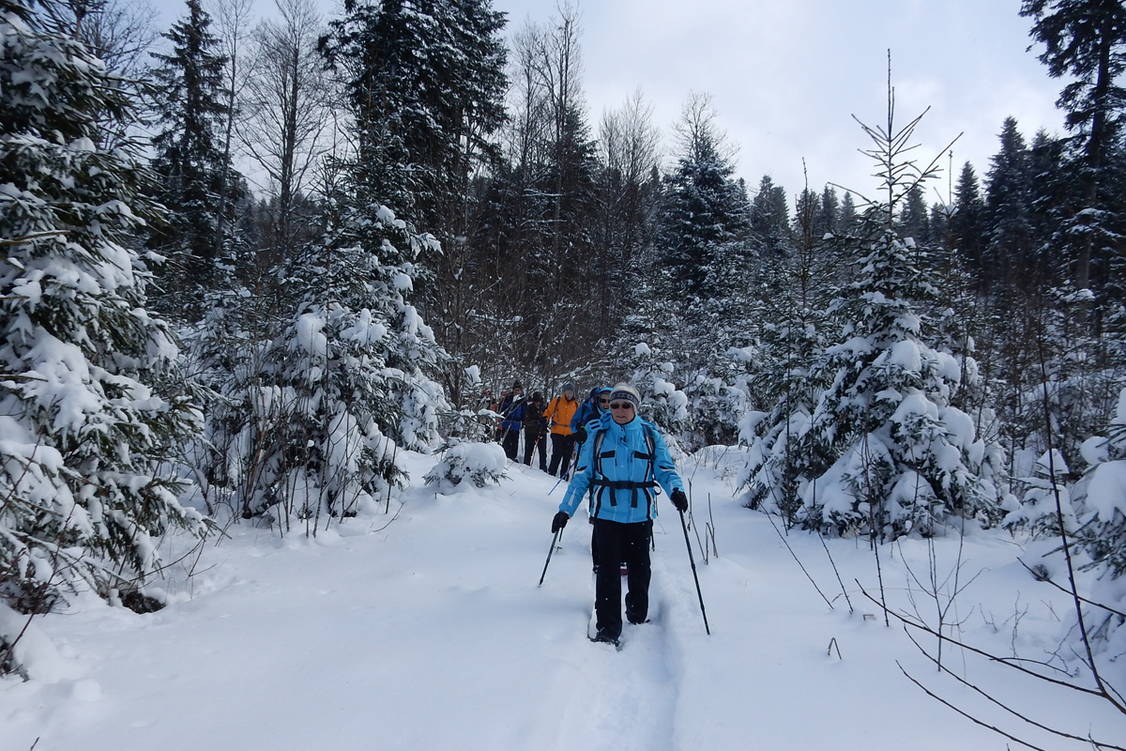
[485,380,690,646]
[486,381,608,477]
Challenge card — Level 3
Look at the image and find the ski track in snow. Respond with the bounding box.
[532,571,680,751]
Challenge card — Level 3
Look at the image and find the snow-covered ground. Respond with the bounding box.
[2,447,1122,750]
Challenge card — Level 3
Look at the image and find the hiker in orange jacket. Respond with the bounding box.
[544,382,579,477]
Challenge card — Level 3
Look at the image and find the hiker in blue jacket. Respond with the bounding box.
[498,381,525,460]
[550,383,688,645]
[570,386,612,444]
[569,386,614,570]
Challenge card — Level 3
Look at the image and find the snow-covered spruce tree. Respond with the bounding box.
[147,0,233,314]
[657,93,750,298]
[319,0,507,239]
[1020,0,1126,295]
[769,91,1009,539]
[1075,387,1126,577]
[993,286,1125,483]
[204,202,448,523]
[423,440,507,494]
[616,333,689,453]
[1002,449,1076,538]
[1003,384,1126,670]
[739,186,834,525]
[838,191,857,232]
[680,236,757,449]
[948,161,986,285]
[739,288,822,523]
[984,116,1036,291]
[897,183,931,245]
[608,285,688,440]
[0,0,207,672]
[798,219,1007,538]
[749,174,791,257]
[649,94,752,448]
[175,232,263,514]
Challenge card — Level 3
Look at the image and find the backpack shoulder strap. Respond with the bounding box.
[592,426,607,461]
[589,426,609,517]
[641,422,659,486]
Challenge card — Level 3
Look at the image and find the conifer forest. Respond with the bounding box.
[1,0,1125,747]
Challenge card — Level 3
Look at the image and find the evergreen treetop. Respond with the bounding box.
[148,0,231,281]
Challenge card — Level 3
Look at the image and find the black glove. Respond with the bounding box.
[670,489,688,513]
[574,426,587,444]
[551,511,569,533]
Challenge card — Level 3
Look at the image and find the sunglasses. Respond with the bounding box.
[609,402,634,410]
[599,399,610,405]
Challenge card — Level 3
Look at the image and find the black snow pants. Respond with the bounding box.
[501,427,520,460]
[592,518,653,638]
[523,431,547,469]
[548,433,575,477]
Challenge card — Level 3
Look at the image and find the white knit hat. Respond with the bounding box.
[608,382,641,411]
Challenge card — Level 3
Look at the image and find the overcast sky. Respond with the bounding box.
[491,0,1066,205]
[157,0,1068,206]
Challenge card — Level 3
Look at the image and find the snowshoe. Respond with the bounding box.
[588,629,622,650]
[586,608,622,650]
[625,591,648,624]
[626,603,648,624]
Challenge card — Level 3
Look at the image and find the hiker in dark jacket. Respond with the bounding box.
[523,392,548,470]
[550,383,688,645]
[570,387,612,444]
[498,381,525,460]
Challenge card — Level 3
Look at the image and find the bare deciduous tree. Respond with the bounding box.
[211,0,254,239]
[597,88,659,328]
[39,0,158,148]
[673,90,736,168]
[43,0,158,77]
[238,0,330,263]
[535,2,583,260]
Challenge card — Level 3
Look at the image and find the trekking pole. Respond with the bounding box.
[538,529,561,587]
[547,466,567,495]
[678,509,711,635]
[547,439,579,495]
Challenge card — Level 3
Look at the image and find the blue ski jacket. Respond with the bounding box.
[558,412,684,524]
[499,394,525,432]
[570,387,611,431]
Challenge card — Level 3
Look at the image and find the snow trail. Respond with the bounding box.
[517,524,683,751]
[3,451,1122,750]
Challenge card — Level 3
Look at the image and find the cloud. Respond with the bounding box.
[495,0,1064,203]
